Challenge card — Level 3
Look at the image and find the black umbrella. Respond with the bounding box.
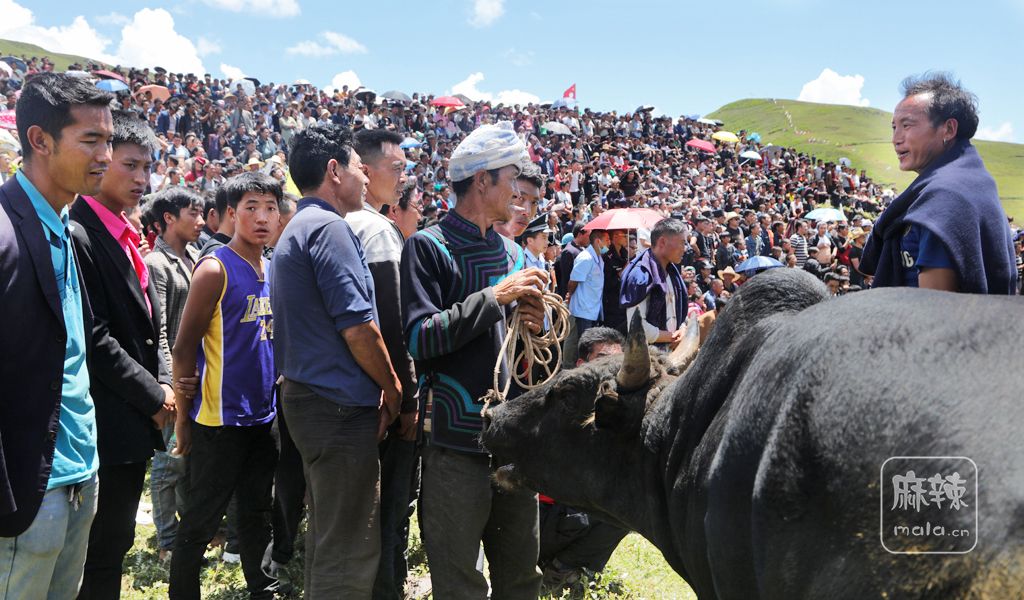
[354,88,376,105]
[244,76,261,88]
[381,90,412,103]
[453,93,472,105]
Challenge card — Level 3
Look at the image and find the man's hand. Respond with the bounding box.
[668,328,685,349]
[494,268,548,334]
[493,268,548,306]
[152,405,174,429]
[175,373,199,401]
[160,384,177,413]
[398,411,419,442]
[377,384,402,441]
[173,417,191,456]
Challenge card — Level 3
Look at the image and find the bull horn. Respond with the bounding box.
[667,316,701,371]
[617,311,651,390]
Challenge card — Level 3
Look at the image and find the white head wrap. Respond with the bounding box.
[448,121,531,182]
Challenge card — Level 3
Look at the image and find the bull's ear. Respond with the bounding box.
[593,380,630,431]
[667,316,701,371]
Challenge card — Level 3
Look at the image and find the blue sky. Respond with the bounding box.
[3,0,1021,142]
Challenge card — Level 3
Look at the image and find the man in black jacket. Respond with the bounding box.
[0,73,112,599]
[70,111,178,600]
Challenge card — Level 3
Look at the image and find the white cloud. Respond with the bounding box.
[976,121,1015,143]
[451,72,540,107]
[502,47,535,67]
[220,63,246,81]
[116,9,205,74]
[95,12,130,26]
[200,0,300,18]
[0,0,115,63]
[323,70,363,95]
[0,2,206,74]
[286,31,367,57]
[797,68,870,107]
[196,36,222,57]
[469,0,505,27]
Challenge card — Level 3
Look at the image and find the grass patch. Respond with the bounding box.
[708,98,1024,220]
[120,492,693,599]
[0,39,107,72]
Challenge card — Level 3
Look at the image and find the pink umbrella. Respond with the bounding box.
[685,139,717,154]
[92,69,126,83]
[582,208,666,232]
[430,96,466,108]
[0,110,16,131]
[135,84,170,102]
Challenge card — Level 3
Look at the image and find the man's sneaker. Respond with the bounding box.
[221,550,241,564]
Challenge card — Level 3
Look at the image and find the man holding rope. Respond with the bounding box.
[400,123,547,599]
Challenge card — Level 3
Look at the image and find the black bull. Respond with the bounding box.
[481,268,1024,599]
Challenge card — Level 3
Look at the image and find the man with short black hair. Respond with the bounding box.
[272,124,403,597]
[348,126,420,600]
[70,111,177,599]
[144,187,205,563]
[862,72,1016,293]
[555,222,588,299]
[620,218,688,346]
[198,185,235,258]
[1,71,113,599]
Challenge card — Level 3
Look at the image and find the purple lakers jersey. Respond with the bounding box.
[193,245,276,427]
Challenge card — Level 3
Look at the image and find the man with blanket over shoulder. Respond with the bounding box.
[619,217,689,348]
[861,72,1017,294]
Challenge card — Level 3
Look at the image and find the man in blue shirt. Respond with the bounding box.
[0,73,113,598]
[270,124,403,597]
[567,229,610,335]
[863,73,1017,293]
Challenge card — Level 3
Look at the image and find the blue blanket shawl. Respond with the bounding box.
[861,139,1017,294]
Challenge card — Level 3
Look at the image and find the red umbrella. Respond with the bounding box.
[582,208,666,232]
[92,69,126,83]
[685,139,717,154]
[430,96,465,108]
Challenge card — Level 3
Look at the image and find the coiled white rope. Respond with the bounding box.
[488,291,572,403]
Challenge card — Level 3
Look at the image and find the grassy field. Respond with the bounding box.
[120,494,696,599]
[707,98,1024,221]
[0,39,106,72]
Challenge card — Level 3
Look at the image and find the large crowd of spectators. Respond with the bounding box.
[2,52,1023,599]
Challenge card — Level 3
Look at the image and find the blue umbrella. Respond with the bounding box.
[736,255,783,275]
[804,207,847,223]
[747,132,761,143]
[399,137,422,149]
[96,79,129,93]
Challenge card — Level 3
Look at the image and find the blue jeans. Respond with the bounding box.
[0,474,98,600]
[151,424,187,551]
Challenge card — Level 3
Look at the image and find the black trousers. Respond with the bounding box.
[78,461,148,600]
[270,407,306,565]
[169,421,279,600]
[538,502,628,572]
[372,433,419,600]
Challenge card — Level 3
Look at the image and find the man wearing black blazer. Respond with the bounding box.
[0,74,114,599]
[70,112,178,600]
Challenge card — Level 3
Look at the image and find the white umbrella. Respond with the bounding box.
[229,79,256,96]
[804,207,847,222]
[740,150,762,161]
[696,118,717,125]
[0,62,11,77]
[541,121,574,136]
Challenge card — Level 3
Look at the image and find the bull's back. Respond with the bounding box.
[703,288,1024,599]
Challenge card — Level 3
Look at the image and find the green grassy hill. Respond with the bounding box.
[0,39,106,72]
[708,99,1024,221]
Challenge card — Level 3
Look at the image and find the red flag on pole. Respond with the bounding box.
[563,84,576,99]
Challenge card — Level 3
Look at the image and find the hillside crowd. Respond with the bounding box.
[1,52,1022,600]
